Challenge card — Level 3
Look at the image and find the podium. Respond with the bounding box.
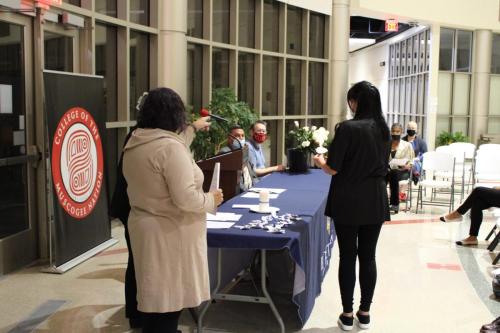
[196,147,247,201]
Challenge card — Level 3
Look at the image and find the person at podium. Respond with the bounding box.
[247,120,285,179]
[122,87,224,333]
[218,124,246,153]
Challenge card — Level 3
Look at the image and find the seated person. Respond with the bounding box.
[387,123,415,213]
[219,125,246,153]
[402,121,428,183]
[440,186,500,246]
[247,120,285,178]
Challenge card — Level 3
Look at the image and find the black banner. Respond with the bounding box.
[44,71,110,267]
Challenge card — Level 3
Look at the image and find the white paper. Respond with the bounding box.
[0,84,12,114]
[13,131,25,146]
[389,158,409,169]
[19,115,24,130]
[209,162,220,191]
[207,221,235,229]
[241,192,279,199]
[206,212,242,222]
[248,188,286,194]
[232,204,258,209]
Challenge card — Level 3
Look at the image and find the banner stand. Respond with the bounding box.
[42,238,118,274]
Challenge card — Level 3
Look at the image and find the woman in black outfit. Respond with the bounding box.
[314,81,390,331]
[440,186,500,246]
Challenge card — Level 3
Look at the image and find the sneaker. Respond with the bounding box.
[356,311,371,330]
[338,314,354,331]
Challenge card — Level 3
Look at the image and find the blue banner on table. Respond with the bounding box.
[44,70,110,267]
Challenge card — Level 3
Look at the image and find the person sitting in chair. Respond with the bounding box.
[219,125,246,153]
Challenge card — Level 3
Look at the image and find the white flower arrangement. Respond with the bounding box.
[287,122,331,154]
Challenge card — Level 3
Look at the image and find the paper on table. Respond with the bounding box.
[207,221,235,229]
[232,204,258,209]
[206,212,242,221]
[209,162,220,191]
[248,188,286,194]
[241,192,279,199]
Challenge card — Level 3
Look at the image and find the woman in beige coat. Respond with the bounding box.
[123,88,223,333]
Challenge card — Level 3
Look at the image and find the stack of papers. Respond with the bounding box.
[206,212,242,229]
[241,192,279,199]
[248,188,286,194]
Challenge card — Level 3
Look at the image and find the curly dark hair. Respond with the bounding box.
[136,87,187,132]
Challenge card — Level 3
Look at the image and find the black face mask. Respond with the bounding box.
[407,129,416,137]
[392,134,401,141]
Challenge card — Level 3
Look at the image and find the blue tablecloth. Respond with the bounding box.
[207,169,336,325]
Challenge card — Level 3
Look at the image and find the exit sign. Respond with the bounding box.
[385,19,399,32]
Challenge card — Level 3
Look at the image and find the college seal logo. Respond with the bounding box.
[51,107,104,219]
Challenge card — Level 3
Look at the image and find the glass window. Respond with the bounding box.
[0,22,29,237]
[491,34,500,74]
[436,116,450,136]
[262,56,279,116]
[187,43,203,114]
[213,0,230,44]
[62,0,80,5]
[456,30,472,72]
[452,117,468,134]
[238,52,254,107]
[95,0,117,17]
[130,0,149,26]
[490,76,500,115]
[286,5,302,55]
[488,118,500,134]
[262,120,278,165]
[419,32,426,72]
[285,60,301,115]
[439,28,454,71]
[263,0,280,52]
[452,74,470,115]
[308,62,324,115]
[239,0,255,48]
[130,31,150,120]
[44,31,73,72]
[309,13,325,58]
[188,0,203,38]
[212,48,229,89]
[105,128,118,206]
[400,41,406,76]
[437,72,452,115]
[95,24,117,122]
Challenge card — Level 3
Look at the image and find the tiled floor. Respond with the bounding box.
[0,193,499,333]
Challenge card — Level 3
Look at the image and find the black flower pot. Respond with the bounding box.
[287,148,309,173]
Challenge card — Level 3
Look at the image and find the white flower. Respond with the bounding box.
[312,127,328,145]
[311,126,317,131]
[301,141,310,148]
[294,121,299,128]
[303,126,309,132]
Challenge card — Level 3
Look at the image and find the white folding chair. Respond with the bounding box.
[434,145,466,201]
[478,143,500,153]
[449,142,476,190]
[475,152,500,188]
[416,151,456,213]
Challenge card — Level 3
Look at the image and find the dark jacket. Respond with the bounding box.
[325,119,391,225]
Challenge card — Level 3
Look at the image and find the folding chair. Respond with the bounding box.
[416,151,456,214]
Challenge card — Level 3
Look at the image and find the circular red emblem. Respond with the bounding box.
[51,107,104,219]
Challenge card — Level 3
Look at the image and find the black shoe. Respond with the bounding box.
[129,317,142,329]
[356,311,370,330]
[337,314,354,331]
[481,316,500,331]
[389,204,399,214]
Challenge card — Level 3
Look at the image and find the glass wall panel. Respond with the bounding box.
[95,0,117,17]
[239,0,255,48]
[439,28,454,71]
[187,43,203,113]
[129,31,149,120]
[437,73,452,115]
[309,13,324,58]
[285,60,301,115]
[262,120,278,165]
[436,117,450,135]
[452,117,468,134]
[286,6,302,55]
[213,0,230,44]
[188,0,203,38]
[263,0,280,52]
[262,56,278,116]
[488,118,500,133]
[212,48,229,88]
[95,24,117,122]
[44,32,73,72]
[452,74,470,115]
[238,52,254,107]
[456,30,472,72]
[308,62,324,115]
[492,34,500,74]
[489,76,500,115]
[130,0,149,26]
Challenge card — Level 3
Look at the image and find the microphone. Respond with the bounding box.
[200,108,228,122]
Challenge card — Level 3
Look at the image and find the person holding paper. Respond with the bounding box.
[122,88,223,333]
[313,81,390,331]
[247,120,285,178]
[387,123,414,213]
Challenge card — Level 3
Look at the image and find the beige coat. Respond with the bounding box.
[123,127,216,313]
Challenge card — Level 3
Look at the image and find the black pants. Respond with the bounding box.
[124,224,143,322]
[456,187,500,236]
[142,310,182,333]
[334,223,383,313]
[387,169,409,206]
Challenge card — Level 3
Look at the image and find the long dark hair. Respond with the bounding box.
[136,87,187,133]
[347,81,390,141]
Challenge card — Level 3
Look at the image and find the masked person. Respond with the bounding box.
[402,121,427,184]
[247,120,285,178]
[387,123,414,213]
[219,125,246,153]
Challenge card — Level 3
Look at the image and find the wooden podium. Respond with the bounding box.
[196,147,247,201]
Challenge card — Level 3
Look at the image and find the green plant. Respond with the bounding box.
[189,88,258,161]
[436,131,469,147]
[286,122,330,154]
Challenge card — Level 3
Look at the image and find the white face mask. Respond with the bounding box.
[231,139,245,149]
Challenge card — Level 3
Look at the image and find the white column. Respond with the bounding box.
[470,30,493,144]
[158,0,188,101]
[425,23,440,151]
[328,0,350,132]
